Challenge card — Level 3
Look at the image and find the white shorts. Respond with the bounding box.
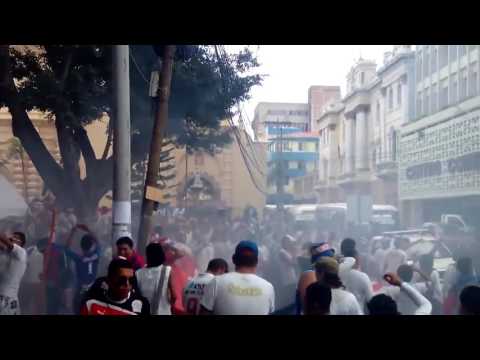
[0,294,20,315]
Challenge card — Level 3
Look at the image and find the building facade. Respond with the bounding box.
[267,132,319,203]
[294,46,415,225]
[172,125,267,218]
[308,85,341,132]
[252,102,310,143]
[399,45,480,227]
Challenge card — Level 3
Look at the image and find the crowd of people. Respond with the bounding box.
[1,201,480,316]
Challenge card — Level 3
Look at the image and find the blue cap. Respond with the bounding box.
[235,240,259,257]
[310,242,335,263]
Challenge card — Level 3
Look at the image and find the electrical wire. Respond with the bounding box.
[214,45,268,194]
[129,51,149,84]
[217,45,267,176]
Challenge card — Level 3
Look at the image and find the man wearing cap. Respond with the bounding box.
[200,240,275,315]
[314,256,362,315]
[296,242,355,314]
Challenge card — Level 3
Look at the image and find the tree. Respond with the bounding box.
[0,45,262,223]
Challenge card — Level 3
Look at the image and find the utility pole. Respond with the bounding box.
[137,45,176,255]
[112,45,132,242]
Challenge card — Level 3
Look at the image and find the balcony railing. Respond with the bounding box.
[374,151,398,178]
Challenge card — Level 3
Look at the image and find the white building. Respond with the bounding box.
[399,45,480,227]
[252,102,310,143]
[303,46,415,222]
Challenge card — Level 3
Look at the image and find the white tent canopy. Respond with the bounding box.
[0,175,28,220]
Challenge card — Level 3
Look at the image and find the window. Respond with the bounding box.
[449,45,457,62]
[389,87,394,110]
[298,161,306,171]
[460,68,468,100]
[431,84,438,113]
[440,79,449,109]
[416,55,423,83]
[459,45,467,57]
[439,45,448,68]
[361,72,365,85]
[289,161,298,169]
[424,88,429,115]
[424,48,430,76]
[431,47,438,73]
[469,63,478,96]
[298,141,304,151]
[376,101,381,123]
[390,128,397,161]
[397,83,402,106]
[416,91,422,117]
[451,76,458,104]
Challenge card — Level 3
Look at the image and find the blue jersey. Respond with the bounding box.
[65,247,100,288]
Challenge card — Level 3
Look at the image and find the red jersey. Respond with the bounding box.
[169,255,198,315]
[127,252,145,271]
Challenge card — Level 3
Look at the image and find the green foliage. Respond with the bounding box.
[2,45,263,214]
[8,45,112,127]
[130,45,262,160]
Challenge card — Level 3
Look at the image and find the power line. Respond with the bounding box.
[214,45,268,194]
[129,51,149,84]
[219,46,267,171]
[217,45,267,176]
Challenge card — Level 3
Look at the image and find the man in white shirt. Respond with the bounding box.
[200,241,275,315]
[340,240,373,313]
[315,257,363,315]
[379,265,432,315]
[383,237,409,275]
[412,254,443,314]
[369,272,432,315]
[19,242,44,314]
[372,237,390,281]
[278,235,299,309]
[0,232,27,315]
[183,258,229,315]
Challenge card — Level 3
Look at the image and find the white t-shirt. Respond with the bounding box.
[412,270,443,303]
[330,288,363,315]
[341,268,373,312]
[442,264,458,300]
[183,272,215,315]
[383,249,407,274]
[201,272,275,315]
[380,282,432,315]
[373,248,387,277]
[136,265,172,315]
[23,246,44,284]
[279,248,298,286]
[0,244,27,299]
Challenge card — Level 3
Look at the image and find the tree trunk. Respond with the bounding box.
[1,45,112,224]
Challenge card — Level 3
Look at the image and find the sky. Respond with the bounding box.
[226,45,392,131]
